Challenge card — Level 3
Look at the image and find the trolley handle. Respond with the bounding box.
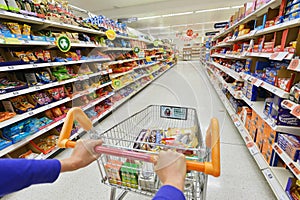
[57,108,220,177]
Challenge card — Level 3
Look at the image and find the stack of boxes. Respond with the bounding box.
[244,110,278,164]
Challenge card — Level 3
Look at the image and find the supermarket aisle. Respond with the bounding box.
[3,61,275,200]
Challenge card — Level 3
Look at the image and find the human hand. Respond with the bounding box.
[60,139,102,172]
[154,150,186,191]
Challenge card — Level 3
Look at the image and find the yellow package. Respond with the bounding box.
[14,52,30,62]
[26,52,38,61]
[22,24,31,36]
[7,23,21,35]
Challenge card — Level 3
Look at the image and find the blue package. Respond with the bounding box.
[0,138,12,150]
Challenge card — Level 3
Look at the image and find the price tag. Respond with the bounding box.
[33,63,38,67]
[24,40,29,44]
[281,100,294,109]
[23,15,28,19]
[274,144,282,154]
[288,59,300,72]
[12,91,19,96]
[47,104,52,109]
[289,163,300,175]
[28,111,34,116]
[78,75,89,81]
[249,29,258,36]
[44,126,50,132]
[35,86,41,90]
[49,62,54,66]
[291,105,300,118]
[247,142,259,155]
[7,66,15,70]
[270,52,289,61]
[251,78,263,87]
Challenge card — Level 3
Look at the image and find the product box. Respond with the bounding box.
[261,139,273,164]
[121,162,139,189]
[245,115,252,132]
[104,160,123,185]
[278,134,300,163]
[286,178,300,200]
[255,117,265,150]
[270,95,300,126]
[239,106,252,125]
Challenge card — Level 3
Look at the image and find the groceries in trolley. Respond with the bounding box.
[133,127,199,152]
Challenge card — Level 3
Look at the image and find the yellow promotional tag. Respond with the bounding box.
[106,29,116,41]
[57,35,71,52]
[146,56,152,62]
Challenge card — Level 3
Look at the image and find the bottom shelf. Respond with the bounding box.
[204,63,290,200]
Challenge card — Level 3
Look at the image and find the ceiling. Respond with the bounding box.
[69,0,248,38]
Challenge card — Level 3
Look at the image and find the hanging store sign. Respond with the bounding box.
[205,31,219,36]
[214,22,229,29]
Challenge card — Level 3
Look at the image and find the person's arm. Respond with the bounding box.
[152,150,186,200]
[0,139,102,197]
[153,185,186,200]
[0,159,61,197]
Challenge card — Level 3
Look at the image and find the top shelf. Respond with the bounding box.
[0,10,153,44]
[214,0,281,40]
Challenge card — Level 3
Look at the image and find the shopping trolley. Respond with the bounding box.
[58,105,220,200]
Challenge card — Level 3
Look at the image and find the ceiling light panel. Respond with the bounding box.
[138,15,162,20]
[162,11,194,17]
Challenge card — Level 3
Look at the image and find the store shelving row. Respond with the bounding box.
[0,90,114,157]
[273,143,300,180]
[0,61,175,158]
[241,94,300,135]
[0,61,164,130]
[213,0,281,40]
[0,9,153,44]
[204,64,290,200]
[40,63,174,160]
[105,56,157,66]
[109,62,159,79]
[208,61,243,81]
[0,58,111,72]
[209,61,290,98]
[208,62,300,134]
[0,69,112,101]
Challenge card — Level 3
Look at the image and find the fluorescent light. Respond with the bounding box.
[162,11,194,17]
[231,5,243,9]
[138,26,170,30]
[138,15,161,20]
[195,7,231,13]
[171,23,194,27]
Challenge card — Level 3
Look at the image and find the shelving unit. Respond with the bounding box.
[204,63,290,200]
[0,4,176,160]
[205,0,300,197]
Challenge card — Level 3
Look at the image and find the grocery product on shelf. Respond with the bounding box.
[205,1,300,197]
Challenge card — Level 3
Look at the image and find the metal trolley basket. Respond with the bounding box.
[58,105,220,200]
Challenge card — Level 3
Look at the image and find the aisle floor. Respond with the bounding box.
[3,61,276,200]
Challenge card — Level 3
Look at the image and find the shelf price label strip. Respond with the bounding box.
[273,144,300,179]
